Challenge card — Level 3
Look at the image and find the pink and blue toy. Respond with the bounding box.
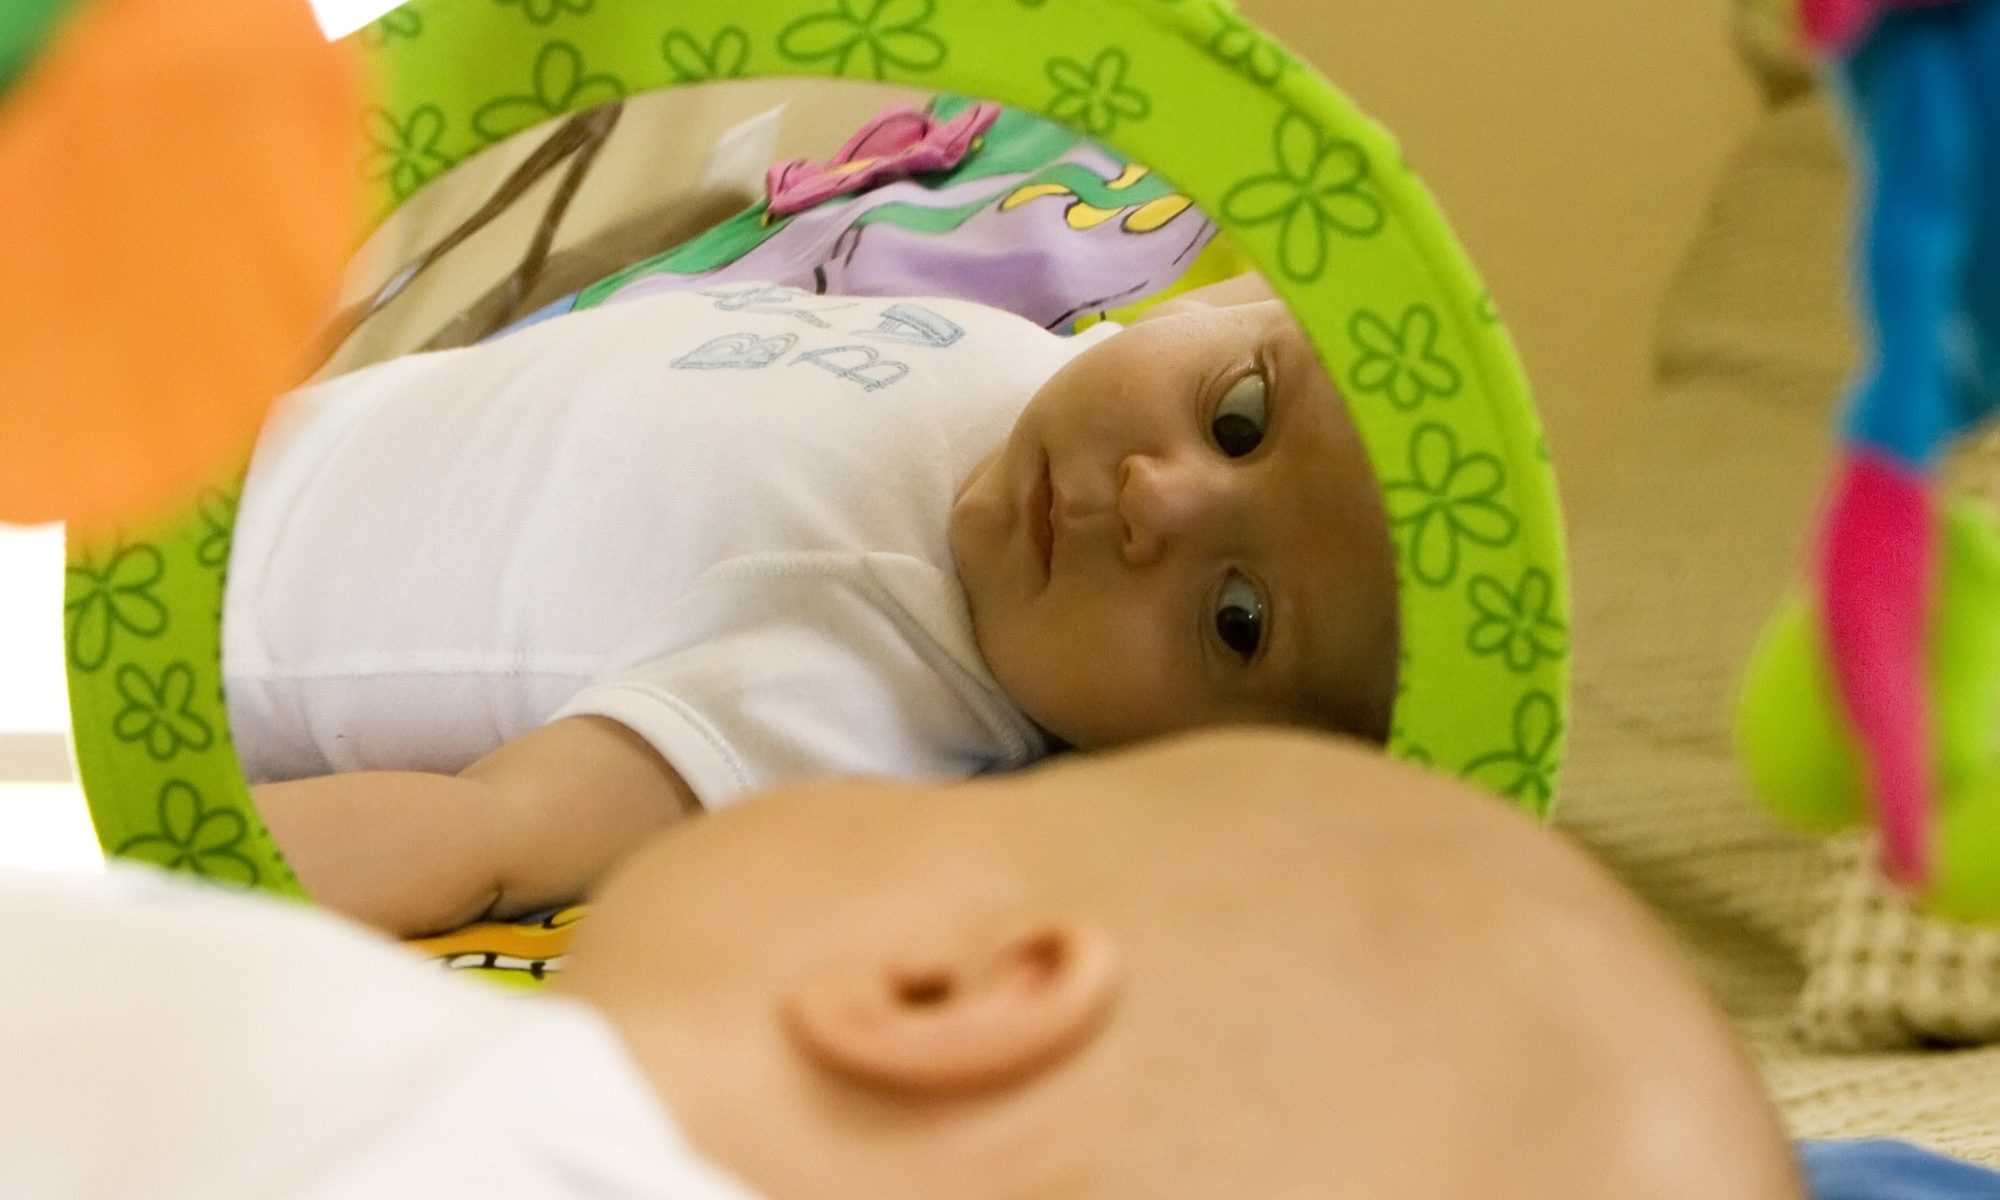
[1738,0,2000,919]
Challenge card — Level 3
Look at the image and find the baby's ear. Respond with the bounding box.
[781,916,1119,1097]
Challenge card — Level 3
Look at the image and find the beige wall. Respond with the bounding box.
[1238,0,1761,513]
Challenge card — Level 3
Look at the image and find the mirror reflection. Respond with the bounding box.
[219,82,1397,936]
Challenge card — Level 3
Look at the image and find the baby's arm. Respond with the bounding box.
[253,716,699,937]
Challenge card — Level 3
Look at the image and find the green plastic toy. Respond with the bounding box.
[1738,499,2000,921]
[66,0,1569,900]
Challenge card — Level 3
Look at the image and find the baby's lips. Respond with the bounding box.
[1027,466,1055,579]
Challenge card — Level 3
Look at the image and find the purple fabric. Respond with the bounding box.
[599,141,1215,333]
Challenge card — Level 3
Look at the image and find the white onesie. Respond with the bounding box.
[0,864,766,1199]
[222,285,1111,803]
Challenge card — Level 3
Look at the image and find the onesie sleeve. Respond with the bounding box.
[547,553,1044,809]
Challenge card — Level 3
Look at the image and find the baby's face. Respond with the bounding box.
[949,299,1399,749]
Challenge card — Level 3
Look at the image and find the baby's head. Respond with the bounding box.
[559,729,1805,1200]
[949,275,1400,750]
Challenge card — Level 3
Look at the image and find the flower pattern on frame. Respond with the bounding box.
[472,42,624,143]
[113,663,216,762]
[1349,305,1462,411]
[1463,692,1563,813]
[360,7,422,47]
[1221,111,1383,282]
[1465,569,1567,673]
[1046,49,1151,138]
[361,105,454,201]
[777,0,946,81]
[65,543,168,672]
[1380,424,1518,588]
[116,781,260,886]
[1210,7,1290,84]
[496,0,594,27]
[663,27,750,82]
[196,488,237,571]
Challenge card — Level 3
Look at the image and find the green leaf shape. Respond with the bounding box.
[112,663,216,763]
[1463,692,1563,811]
[1348,304,1463,411]
[65,543,168,673]
[777,0,947,80]
[1220,111,1383,282]
[1380,424,1519,588]
[361,105,454,201]
[472,42,625,143]
[195,488,237,571]
[663,27,750,82]
[1045,48,1151,138]
[1210,8,1290,84]
[116,781,259,887]
[1465,568,1568,673]
[495,0,593,27]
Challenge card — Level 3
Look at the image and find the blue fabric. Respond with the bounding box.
[1802,1139,2000,1198]
[1835,0,2000,471]
[490,294,576,342]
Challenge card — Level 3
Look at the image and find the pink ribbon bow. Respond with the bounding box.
[764,101,1001,218]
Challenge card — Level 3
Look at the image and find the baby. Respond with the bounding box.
[7,732,1812,1198]
[224,273,1401,934]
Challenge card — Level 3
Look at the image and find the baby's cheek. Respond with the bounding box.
[1069,607,1182,714]
[996,609,1112,737]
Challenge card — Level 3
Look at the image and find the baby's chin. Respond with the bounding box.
[945,458,997,601]
[946,423,1039,594]
[943,479,1011,680]
[945,566,1074,752]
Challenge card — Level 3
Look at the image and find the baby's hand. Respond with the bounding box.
[254,716,699,937]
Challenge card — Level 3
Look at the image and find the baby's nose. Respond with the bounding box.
[1116,453,1237,566]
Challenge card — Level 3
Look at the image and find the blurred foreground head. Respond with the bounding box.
[562,729,1804,1200]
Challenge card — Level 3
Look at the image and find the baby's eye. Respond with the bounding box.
[1210,373,1268,458]
[1213,572,1266,663]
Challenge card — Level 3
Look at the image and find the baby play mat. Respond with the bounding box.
[66,0,1567,903]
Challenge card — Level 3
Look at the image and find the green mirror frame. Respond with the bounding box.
[65,0,1568,896]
